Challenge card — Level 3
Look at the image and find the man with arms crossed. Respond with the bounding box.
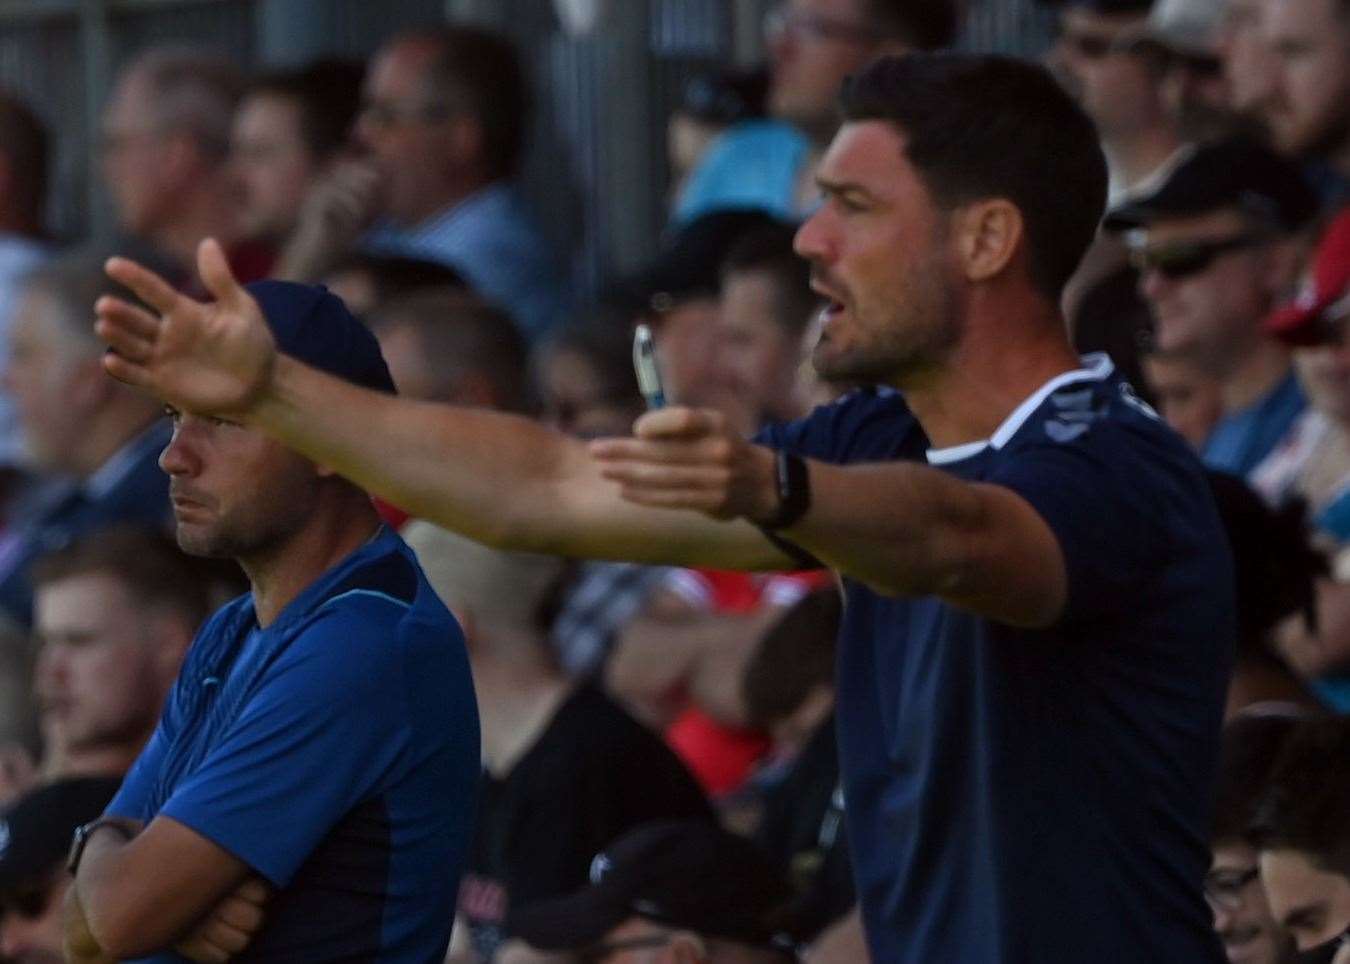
[95,54,1232,962]
[68,282,479,961]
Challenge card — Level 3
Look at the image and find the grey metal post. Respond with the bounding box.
[79,0,112,243]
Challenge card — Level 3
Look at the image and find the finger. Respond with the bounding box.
[197,238,246,308]
[105,256,184,315]
[615,484,733,518]
[95,294,162,340]
[96,320,156,364]
[590,436,735,467]
[216,894,266,931]
[632,406,724,440]
[234,877,271,904]
[173,936,230,963]
[101,351,157,391]
[200,916,254,953]
[597,461,732,491]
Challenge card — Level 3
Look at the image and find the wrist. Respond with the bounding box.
[753,449,812,530]
[67,817,139,876]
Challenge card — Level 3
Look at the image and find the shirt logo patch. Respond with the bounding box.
[1045,420,1090,443]
[590,853,613,884]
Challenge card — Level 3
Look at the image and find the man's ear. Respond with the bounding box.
[953,198,1024,284]
[665,932,708,964]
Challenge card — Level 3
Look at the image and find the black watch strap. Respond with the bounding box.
[67,817,136,875]
[758,449,811,530]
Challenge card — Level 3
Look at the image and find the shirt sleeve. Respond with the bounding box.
[987,421,1180,624]
[157,602,413,887]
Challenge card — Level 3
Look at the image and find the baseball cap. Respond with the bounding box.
[0,777,122,891]
[608,209,789,317]
[246,281,397,394]
[509,820,795,951]
[1040,0,1152,13]
[1266,207,1350,346]
[1104,137,1318,233]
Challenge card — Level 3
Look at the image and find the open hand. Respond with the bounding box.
[95,238,277,417]
[589,406,779,522]
[173,876,271,963]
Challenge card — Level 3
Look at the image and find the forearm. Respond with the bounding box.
[253,358,786,568]
[73,821,169,958]
[783,459,1064,626]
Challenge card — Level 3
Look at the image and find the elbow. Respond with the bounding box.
[78,886,176,959]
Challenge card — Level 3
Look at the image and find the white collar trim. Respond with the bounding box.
[924,353,1115,464]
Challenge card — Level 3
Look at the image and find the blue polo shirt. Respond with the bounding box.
[757,355,1232,962]
[107,526,480,962]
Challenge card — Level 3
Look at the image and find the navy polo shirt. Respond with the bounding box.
[107,526,480,962]
[757,355,1232,962]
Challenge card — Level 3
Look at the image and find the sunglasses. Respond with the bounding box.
[1058,30,1130,60]
[1130,234,1267,280]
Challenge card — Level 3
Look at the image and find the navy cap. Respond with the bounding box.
[0,777,122,891]
[1104,137,1319,233]
[246,281,397,394]
[509,820,794,951]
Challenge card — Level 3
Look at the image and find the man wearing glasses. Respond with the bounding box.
[1105,135,1318,476]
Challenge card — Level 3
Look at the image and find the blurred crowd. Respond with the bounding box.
[0,0,1345,961]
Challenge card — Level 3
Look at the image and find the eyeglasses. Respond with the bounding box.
[764,4,884,45]
[1130,235,1268,281]
[358,99,456,129]
[1204,866,1260,911]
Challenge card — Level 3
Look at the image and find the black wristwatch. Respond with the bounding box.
[757,449,811,530]
[67,817,137,875]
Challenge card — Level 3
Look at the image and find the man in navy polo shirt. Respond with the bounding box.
[65,282,479,962]
[94,54,1232,962]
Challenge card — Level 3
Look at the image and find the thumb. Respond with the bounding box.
[197,238,246,307]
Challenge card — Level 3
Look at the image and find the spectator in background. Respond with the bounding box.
[1220,0,1281,124]
[1261,0,1350,205]
[1048,0,1185,204]
[320,251,466,319]
[0,92,51,477]
[1207,714,1304,964]
[611,208,789,436]
[668,69,768,211]
[31,526,210,783]
[676,0,961,224]
[1124,0,1241,140]
[742,589,853,946]
[1142,346,1225,446]
[366,288,532,413]
[230,59,364,251]
[511,821,796,964]
[281,25,566,340]
[1257,208,1350,708]
[1250,717,1350,961]
[404,523,711,963]
[99,47,263,286]
[1107,135,1316,476]
[0,776,121,964]
[0,255,172,628]
[717,223,822,428]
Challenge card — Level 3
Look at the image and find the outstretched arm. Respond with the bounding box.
[94,239,788,569]
[592,407,1068,628]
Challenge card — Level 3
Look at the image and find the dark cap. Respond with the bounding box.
[1040,0,1152,13]
[246,281,397,394]
[1266,207,1350,346]
[1104,137,1319,233]
[0,777,122,891]
[609,209,789,317]
[509,820,794,951]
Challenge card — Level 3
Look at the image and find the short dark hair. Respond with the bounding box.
[130,46,244,161]
[865,0,962,49]
[0,90,47,228]
[396,25,530,179]
[367,288,532,412]
[722,224,818,339]
[31,524,213,630]
[839,53,1108,299]
[1250,717,1350,878]
[1211,713,1304,845]
[742,588,841,729]
[246,58,365,160]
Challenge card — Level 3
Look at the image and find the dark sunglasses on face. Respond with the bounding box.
[1130,234,1267,280]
